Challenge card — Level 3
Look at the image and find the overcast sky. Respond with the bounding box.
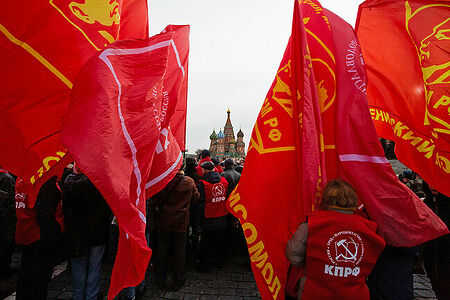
[148,0,364,153]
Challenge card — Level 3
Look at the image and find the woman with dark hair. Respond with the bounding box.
[285,179,385,300]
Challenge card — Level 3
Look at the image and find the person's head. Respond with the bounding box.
[402,169,415,181]
[211,157,220,166]
[201,161,215,175]
[201,149,211,159]
[224,158,234,170]
[185,157,197,172]
[321,179,357,211]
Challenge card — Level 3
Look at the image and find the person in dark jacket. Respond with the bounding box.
[220,159,248,264]
[196,161,229,272]
[221,158,240,196]
[15,176,63,300]
[0,167,16,279]
[367,246,418,300]
[63,165,111,300]
[185,157,200,184]
[153,163,199,291]
[422,182,450,300]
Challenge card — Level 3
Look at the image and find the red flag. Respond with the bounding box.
[226,1,326,299]
[61,25,190,299]
[356,0,450,196]
[0,0,148,205]
[326,10,448,247]
[227,1,448,299]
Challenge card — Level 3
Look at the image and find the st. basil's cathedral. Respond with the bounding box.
[209,109,245,158]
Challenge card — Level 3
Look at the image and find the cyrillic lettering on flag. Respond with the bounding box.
[61,25,190,300]
[356,0,450,196]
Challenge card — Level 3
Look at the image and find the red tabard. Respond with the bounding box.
[195,157,220,176]
[15,178,64,245]
[302,210,385,300]
[201,177,229,218]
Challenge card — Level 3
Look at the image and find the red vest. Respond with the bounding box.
[201,177,228,218]
[196,157,220,176]
[302,210,385,300]
[215,165,224,173]
[15,178,64,245]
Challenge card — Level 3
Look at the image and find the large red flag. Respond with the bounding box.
[0,0,148,205]
[356,0,450,196]
[227,1,448,299]
[326,9,447,247]
[225,1,326,299]
[61,25,189,299]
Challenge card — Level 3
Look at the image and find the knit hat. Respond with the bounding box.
[211,157,220,166]
[201,161,215,170]
[201,149,211,158]
[224,158,234,168]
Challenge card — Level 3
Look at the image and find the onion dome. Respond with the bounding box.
[210,129,217,140]
[217,130,225,139]
[237,129,244,138]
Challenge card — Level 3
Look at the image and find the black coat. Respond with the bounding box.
[63,174,111,257]
[0,171,15,245]
[35,176,63,247]
[221,167,240,197]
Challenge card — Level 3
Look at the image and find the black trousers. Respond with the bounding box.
[0,240,14,279]
[199,228,227,271]
[155,231,187,282]
[16,242,55,300]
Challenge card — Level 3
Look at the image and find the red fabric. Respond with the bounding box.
[356,0,450,197]
[326,7,448,246]
[302,210,385,300]
[14,178,64,245]
[0,0,148,206]
[60,25,189,300]
[201,177,229,218]
[215,165,224,173]
[195,157,213,176]
[227,1,448,299]
[285,265,304,298]
[226,2,325,299]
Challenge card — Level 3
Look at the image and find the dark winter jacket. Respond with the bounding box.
[63,173,111,257]
[196,172,228,231]
[221,167,240,197]
[0,170,15,244]
[35,176,63,247]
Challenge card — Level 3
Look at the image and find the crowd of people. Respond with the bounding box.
[0,150,449,300]
[0,149,245,300]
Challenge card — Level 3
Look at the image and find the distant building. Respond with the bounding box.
[209,109,245,158]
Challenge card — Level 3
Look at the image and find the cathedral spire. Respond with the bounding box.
[225,108,232,128]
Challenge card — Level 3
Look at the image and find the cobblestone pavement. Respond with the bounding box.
[2,258,438,300]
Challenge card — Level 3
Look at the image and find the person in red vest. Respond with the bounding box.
[196,160,229,271]
[195,150,212,177]
[15,176,64,300]
[285,179,385,300]
[195,150,221,177]
[211,157,224,173]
